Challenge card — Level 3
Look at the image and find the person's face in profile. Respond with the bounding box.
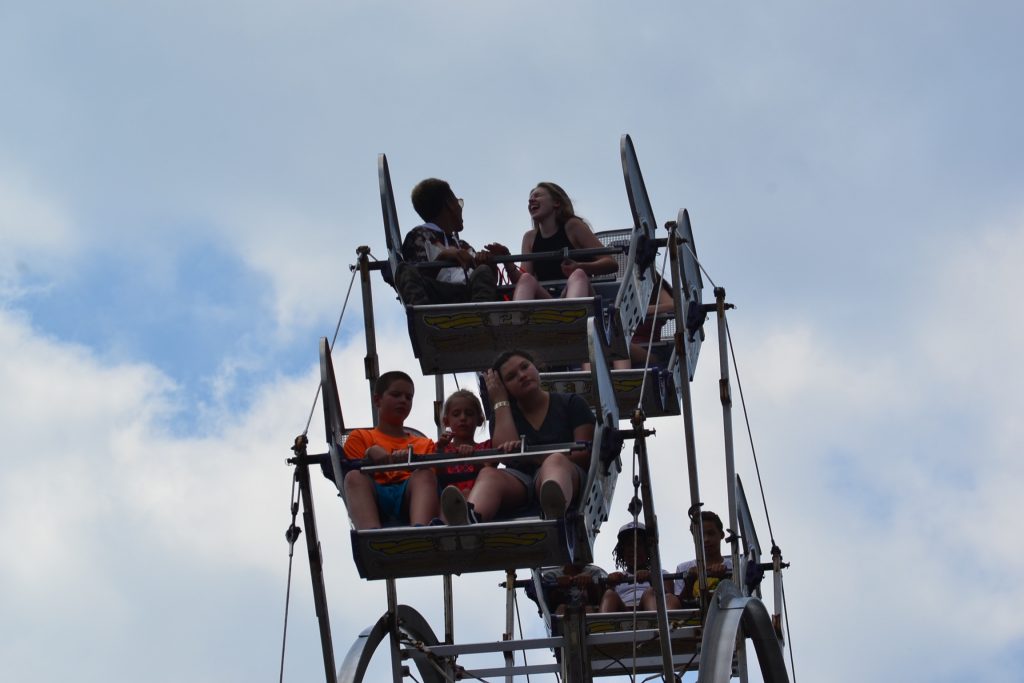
[442,194,464,234]
[528,186,558,223]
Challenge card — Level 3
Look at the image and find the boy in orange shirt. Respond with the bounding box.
[342,371,439,529]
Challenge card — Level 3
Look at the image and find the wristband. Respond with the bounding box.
[493,400,510,411]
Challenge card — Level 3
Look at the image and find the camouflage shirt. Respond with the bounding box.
[401,223,477,283]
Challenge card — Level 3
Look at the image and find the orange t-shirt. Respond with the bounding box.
[343,428,436,485]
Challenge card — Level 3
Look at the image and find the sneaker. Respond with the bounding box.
[540,479,567,520]
[441,485,470,526]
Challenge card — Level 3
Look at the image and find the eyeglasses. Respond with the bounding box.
[457,198,464,209]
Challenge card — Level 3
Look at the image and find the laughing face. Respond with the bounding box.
[528,186,558,223]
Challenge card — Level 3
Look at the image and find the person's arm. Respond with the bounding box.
[566,394,596,469]
[343,430,370,461]
[649,285,674,316]
[519,230,536,276]
[569,420,594,469]
[400,228,429,263]
[680,573,697,604]
[563,218,617,276]
[434,245,475,269]
[482,242,521,283]
[484,369,519,445]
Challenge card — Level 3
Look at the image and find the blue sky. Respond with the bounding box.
[2,1,1023,681]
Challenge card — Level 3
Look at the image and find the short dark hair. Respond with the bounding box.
[411,178,455,222]
[691,510,724,534]
[374,370,414,396]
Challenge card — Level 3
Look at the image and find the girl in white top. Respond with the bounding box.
[600,521,681,612]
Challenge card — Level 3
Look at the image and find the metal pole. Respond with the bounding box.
[714,287,748,681]
[560,603,591,683]
[714,288,742,587]
[772,546,785,644]
[667,225,709,606]
[443,574,456,680]
[292,443,337,683]
[434,375,444,434]
[504,569,516,683]
[632,411,678,681]
[385,578,404,682]
[357,247,380,423]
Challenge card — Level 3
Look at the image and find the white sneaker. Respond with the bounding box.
[441,485,470,526]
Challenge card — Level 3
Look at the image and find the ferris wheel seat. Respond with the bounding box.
[350,516,572,580]
[405,297,621,375]
[540,367,679,419]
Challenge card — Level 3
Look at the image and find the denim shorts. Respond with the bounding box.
[374,479,410,525]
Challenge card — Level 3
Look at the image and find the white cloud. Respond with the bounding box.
[0,167,77,297]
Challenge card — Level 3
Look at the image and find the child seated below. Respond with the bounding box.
[436,389,491,496]
[342,371,439,530]
[529,563,608,616]
[601,521,681,612]
[674,510,732,606]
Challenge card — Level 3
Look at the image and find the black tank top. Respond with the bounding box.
[531,224,574,282]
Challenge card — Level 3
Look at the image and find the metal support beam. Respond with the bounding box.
[632,411,678,682]
[357,247,380,423]
[385,579,403,682]
[292,446,337,683]
[667,224,709,608]
[560,604,592,683]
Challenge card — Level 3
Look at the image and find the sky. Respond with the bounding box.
[2,0,1022,681]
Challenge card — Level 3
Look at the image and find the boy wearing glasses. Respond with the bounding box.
[396,178,499,305]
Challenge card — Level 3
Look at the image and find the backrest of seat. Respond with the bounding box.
[378,154,403,285]
[574,317,622,563]
[593,228,633,281]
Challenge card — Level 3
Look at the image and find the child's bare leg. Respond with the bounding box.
[535,453,579,517]
[466,467,527,521]
[513,272,552,301]
[600,589,626,613]
[406,468,440,525]
[639,588,680,611]
[343,471,381,530]
[562,269,591,298]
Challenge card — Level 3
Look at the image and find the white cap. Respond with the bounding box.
[617,520,646,536]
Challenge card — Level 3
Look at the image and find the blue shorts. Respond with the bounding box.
[375,479,410,526]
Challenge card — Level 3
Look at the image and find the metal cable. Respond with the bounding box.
[678,237,778,545]
[636,247,672,408]
[301,264,359,437]
[680,238,790,683]
[724,318,776,546]
[626,440,643,683]
[400,636,458,683]
[781,574,798,683]
[512,590,531,682]
[277,473,301,683]
[680,241,717,290]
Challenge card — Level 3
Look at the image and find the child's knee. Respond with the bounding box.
[540,452,571,474]
[515,272,538,292]
[344,470,371,492]
[568,268,589,285]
